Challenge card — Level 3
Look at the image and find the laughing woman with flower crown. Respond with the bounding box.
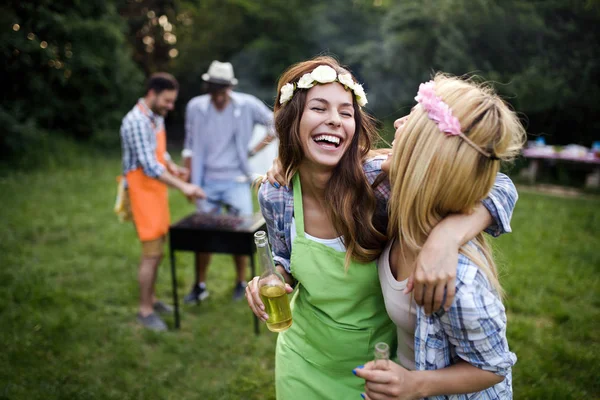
[245,57,518,399]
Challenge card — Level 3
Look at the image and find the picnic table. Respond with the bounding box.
[521,147,600,188]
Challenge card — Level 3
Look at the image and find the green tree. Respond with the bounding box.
[164,0,321,134]
[118,0,178,75]
[354,0,600,144]
[169,0,386,126]
[1,0,143,157]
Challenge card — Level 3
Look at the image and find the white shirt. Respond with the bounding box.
[377,240,417,370]
[290,217,346,252]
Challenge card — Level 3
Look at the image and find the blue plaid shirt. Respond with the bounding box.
[120,99,169,179]
[258,156,518,274]
[415,250,516,399]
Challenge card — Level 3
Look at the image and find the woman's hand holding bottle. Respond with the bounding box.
[246,275,293,322]
[246,231,294,332]
[353,360,419,400]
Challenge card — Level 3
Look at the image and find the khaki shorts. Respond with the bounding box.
[141,236,166,257]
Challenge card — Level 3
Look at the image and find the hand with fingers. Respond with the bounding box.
[182,183,206,202]
[245,275,294,322]
[263,157,288,190]
[176,166,190,182]
[167,161,190,182]
[405,228,459,315]
[353,360,419,400]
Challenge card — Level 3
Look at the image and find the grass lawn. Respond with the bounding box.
[0,147,598,399]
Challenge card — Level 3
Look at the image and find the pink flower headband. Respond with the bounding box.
[415,81,497,159]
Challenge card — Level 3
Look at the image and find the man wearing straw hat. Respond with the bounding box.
[182,60,275,303]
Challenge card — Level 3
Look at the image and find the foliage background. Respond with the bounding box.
[2,0,599,163]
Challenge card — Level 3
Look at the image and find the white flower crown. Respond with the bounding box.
[279,65,368,107]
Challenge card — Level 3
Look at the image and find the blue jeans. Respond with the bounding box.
[195,179,253,216]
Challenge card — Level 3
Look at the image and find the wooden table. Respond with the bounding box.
[168,212,267,334]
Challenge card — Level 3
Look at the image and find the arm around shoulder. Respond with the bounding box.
[482,172,518,237]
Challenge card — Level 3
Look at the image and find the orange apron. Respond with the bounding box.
[126,104,170,241]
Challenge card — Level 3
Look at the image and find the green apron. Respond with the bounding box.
[275,174,396,399]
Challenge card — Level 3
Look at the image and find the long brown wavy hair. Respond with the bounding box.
[274,56,386,267]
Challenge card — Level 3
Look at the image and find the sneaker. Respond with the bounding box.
[183,284,210,304]
[232,281,247,301]
[153,300,173,314]
[137,312,167,331]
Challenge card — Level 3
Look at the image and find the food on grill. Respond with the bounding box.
[190,213,245,229]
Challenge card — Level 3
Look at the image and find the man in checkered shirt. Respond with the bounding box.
[120,72,205,331]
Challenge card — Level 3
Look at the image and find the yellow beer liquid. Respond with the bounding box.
[259,285,292,332]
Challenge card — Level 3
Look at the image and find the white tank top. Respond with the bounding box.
[291,217,346,252]
[377,241,417,370]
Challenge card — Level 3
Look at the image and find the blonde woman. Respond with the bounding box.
[246,57,519,399]
[354,75,524,399]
